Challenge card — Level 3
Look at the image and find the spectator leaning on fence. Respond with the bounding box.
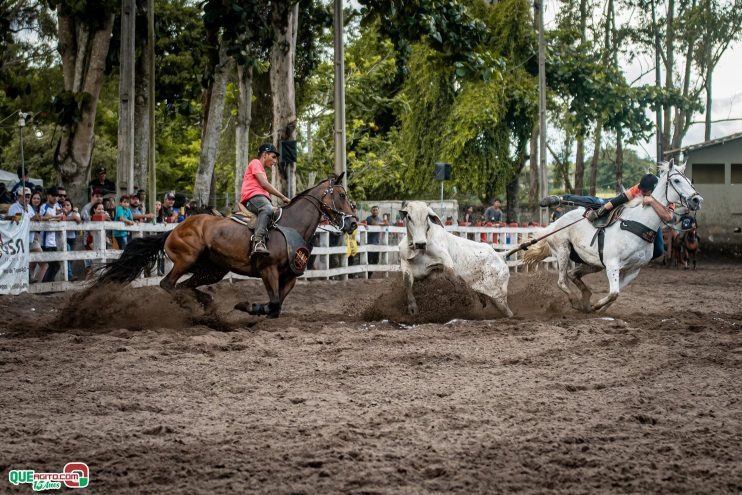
[130,193,154,222]
[6,187,33,224]
[113,195,135,249]
[483,198,504,223]
[81,188,103,222]
[160,192,176,223]
[40,186,65,282]
[55,185,67,210]
[63,199,81,280]
[365,205,383,265]
[27,190,46,283]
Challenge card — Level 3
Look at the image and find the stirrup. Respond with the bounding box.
[539,195,562,208]
[251,238,269,257]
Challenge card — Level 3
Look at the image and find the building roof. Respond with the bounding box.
[665,131,742,155]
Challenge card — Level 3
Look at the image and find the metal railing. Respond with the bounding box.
[24,221,549,293]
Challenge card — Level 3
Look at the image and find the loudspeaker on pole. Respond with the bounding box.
[281,140,297,164]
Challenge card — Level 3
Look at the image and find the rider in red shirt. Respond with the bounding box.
[240,143,291,256]
[585,174,673,223]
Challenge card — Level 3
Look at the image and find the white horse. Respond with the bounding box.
[523,161,702,312]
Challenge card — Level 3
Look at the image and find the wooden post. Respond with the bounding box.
[333,0,347,188]
[118,0,136,195]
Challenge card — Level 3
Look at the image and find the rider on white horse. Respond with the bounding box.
[524,162,702,313]
[540,173,673,259]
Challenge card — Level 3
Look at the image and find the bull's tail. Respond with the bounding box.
[94,231,171,286]
[521,239,551,265]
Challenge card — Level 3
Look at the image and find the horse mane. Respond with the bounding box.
[658,159,686,176]
[287,174,340,206]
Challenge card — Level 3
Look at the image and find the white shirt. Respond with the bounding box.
[8,201,35,244]
[39,203,60,248]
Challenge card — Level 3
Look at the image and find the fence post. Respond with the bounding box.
[360,228,369,279]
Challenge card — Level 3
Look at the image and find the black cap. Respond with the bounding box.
[258,143,279,157]
[638,173,658,192]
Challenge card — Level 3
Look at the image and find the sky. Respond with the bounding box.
[543,0,742,162]
[629,40,742,160]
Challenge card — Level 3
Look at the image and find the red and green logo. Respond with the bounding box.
[9,462,89,491]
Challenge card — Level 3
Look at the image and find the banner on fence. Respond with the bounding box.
[0,215,30,294]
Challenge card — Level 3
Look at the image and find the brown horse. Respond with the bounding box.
[94,173,356,318]
[679,226,699,270]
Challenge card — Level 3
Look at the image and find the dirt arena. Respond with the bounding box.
[1,257,741,494]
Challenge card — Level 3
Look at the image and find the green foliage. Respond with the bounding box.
[595,147,655,193]
[359,0,492,81]
[151,0,209,114]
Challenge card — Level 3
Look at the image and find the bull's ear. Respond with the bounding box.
[427,207,443,227]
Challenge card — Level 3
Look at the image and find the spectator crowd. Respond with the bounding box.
[1,165,192,283]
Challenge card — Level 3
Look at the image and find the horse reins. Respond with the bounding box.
[298,183,354,230]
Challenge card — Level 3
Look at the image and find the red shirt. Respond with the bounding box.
[240,159,270,203]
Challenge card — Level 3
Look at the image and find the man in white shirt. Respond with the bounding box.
[39,186,64,282]
[7,188,35,244]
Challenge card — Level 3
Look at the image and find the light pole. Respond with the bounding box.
[18,112,28,208]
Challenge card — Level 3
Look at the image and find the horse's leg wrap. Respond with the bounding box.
[265,301,282,319]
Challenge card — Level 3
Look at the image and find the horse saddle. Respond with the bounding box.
[230,202,282,230]
[230,204,312,275]
[588,205,625,228]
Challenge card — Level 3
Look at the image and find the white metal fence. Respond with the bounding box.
[24,221,548,293]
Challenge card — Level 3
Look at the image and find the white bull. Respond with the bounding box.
[398,201,513,317]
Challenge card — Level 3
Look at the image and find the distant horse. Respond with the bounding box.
[679,225,700,270]
[94,174,356,318]
[523,161,703,312]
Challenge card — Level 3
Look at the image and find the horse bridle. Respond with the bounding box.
[301,182,355,229]
[663,168,700,209]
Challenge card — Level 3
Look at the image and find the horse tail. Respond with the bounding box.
[94,231,171,285]
[522,239,551,265]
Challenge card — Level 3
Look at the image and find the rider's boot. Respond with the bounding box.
[251,234,269,257]
[539,195,562,207]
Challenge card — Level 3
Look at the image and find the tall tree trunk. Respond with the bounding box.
[270,0,299,194]
[134,0,151,195]
[704,34,713,142]
[573,0,587,195]
[55,11,115,206]
[574,136,585,194]
[235,64,253,204]
[193,45,233,206]
[118,0,136,196]
[662,0,675,154]
[614,129,624,193]
[528,124,538,207]
[505,172,519,224]
[588,124,601,196]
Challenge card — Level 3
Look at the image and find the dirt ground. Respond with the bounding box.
[1,257,741,494]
